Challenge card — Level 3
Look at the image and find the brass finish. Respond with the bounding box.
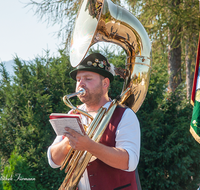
[59,0,152,189]
[63,88,93,121]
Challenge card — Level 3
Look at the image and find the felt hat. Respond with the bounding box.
[69,53,114,82]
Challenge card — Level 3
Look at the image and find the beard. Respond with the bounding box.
[77,83,104,107]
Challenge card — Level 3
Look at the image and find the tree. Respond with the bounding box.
[125,0,198,97]
[137,59,200,190]
[183,0,197,99]
[0,51,77,189]
[2,147,36,190]
[167,0,182,92]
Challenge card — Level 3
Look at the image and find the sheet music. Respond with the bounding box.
[49,117,84,136]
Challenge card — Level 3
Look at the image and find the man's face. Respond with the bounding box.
[76,71,104,106]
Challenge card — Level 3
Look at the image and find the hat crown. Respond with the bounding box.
[70,53,114,82]
[78,53,110,71]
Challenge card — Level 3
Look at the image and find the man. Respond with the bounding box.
[47,53,140,190]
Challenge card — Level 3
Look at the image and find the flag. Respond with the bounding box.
[190,33,200,144]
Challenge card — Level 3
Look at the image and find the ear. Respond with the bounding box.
[102,78,110,89]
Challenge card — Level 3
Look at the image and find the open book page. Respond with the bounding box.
[49,113,84,136]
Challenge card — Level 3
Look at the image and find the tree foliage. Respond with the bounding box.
[125,0,198,95]
[2,147,36,190]
[137,61,200,189]
[0,51,77,189]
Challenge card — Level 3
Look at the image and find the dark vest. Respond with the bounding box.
[87,106,138,190]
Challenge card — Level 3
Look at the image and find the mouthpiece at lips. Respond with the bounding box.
[79,88,86,96]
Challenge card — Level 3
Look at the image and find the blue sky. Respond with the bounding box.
[0,0,63,62]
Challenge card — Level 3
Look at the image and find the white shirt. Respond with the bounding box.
[47,102,140,190]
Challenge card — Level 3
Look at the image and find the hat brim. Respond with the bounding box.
[70,67,114,82]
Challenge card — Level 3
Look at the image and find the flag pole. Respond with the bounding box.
[191,36,200,106]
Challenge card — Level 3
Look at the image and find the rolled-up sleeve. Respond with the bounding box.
[115,108,140,172]
[47,135,63,168]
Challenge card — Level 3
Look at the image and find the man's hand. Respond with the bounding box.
[50,136,71,166]
[64,127,129,170]
[65,127,92,151]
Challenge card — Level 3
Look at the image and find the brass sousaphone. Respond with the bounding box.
[59,0,152,189]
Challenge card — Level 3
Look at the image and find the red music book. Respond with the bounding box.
[49,113,85,136]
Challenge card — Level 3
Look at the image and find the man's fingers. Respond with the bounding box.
[65,127,78,137]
